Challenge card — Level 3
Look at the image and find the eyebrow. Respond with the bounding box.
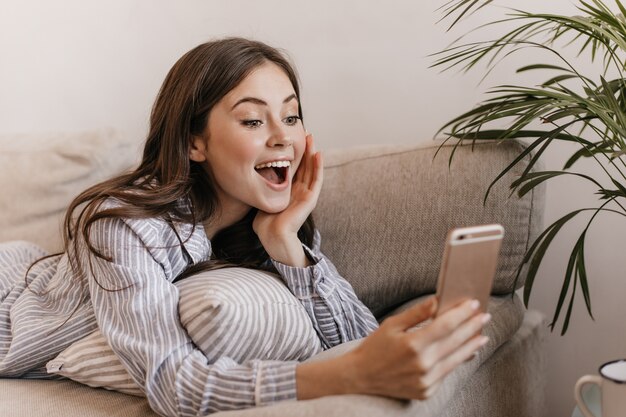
[231,94,298,110]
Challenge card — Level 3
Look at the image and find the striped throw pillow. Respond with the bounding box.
[46,267,323,395]
[178,267,323,361]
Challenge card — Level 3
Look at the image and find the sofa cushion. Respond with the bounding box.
[46,267,323,395]
[0,129,137,253]
[0,379,158,417]
[314,141,545,316]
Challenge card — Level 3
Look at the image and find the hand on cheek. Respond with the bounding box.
[253,134,323,267]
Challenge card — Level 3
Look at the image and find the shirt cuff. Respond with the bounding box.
[255,361,298,406]
[270,246,337,299]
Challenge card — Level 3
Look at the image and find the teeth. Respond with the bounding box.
[255,160,291,170]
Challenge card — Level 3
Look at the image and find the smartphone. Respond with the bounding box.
[435,224,504,316]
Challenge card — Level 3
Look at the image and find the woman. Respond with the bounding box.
[0,37,490,416]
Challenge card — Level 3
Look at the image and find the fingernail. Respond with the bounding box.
[479,336,489,346]
[481,313,492,324]
[469,299,480,310]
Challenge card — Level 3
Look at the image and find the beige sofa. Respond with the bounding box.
[0,130,547,416]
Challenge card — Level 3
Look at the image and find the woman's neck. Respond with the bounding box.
[203,202,250,240]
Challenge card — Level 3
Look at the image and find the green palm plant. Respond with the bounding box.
[434,0,626,334]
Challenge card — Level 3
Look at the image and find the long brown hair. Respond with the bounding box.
[30,37,315,290]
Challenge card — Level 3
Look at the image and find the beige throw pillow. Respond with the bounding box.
[47,267,323,395]
[46,329,144,397]
[0,129,137,253]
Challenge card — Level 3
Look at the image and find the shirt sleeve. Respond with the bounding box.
[270,229,379,349]
[85,216,298,417]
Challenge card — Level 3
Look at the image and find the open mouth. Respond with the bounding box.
[254,161,289,185]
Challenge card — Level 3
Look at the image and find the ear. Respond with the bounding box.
[189,135,208,162]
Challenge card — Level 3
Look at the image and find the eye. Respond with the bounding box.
[242,120,263,128]
[284,115,301,126]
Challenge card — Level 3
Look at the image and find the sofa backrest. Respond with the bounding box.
[0,130,544,318]
[314,140,545,317]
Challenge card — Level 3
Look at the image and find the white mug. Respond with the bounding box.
[575,359,626,417]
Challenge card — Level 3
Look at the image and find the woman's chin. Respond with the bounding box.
[255,199,290,214]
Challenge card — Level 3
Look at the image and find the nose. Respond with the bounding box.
[267,122,293,147]
[268,135,293,147]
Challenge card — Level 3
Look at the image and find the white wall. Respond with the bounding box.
[2,1,624,415]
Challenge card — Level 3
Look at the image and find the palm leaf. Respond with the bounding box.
[435,0,626,333]
[520,210,582,307]
[511,171,604,198]
[437,0,494,31]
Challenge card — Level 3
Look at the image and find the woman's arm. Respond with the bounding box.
[296,297,490,401]
[270,229,379,349]
[86,214,300,416]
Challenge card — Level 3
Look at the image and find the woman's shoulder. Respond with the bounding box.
[92,195,179,238]
[93,195,209,262]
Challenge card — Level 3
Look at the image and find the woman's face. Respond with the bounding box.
[190,62,306,222]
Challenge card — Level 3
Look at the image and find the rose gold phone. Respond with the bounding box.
[435,224,504,316]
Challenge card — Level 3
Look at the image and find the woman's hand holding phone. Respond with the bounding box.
[341,297,490,400]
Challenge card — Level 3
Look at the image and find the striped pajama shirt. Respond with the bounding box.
[0,200,379,416]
